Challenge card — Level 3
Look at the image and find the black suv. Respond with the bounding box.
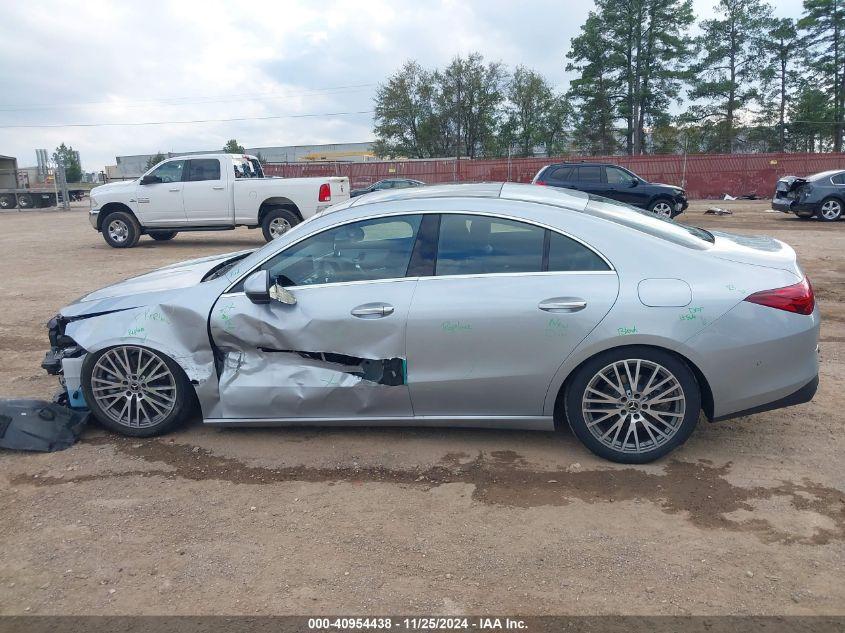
[532,162,688,218]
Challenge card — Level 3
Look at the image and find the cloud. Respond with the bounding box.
[0,0,803,171]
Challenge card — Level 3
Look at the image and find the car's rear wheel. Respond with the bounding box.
[102,211,141,248]
[817,197,843,222]
[261,207,300,242]
[564,347,701,463]
[81,345,193,437]
[149,230,177,241]
[649,198,674,218]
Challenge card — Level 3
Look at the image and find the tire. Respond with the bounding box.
[102,210,141,248]
[81,345,193,437]
[0,193,15,209]
[816,197,843,222]
[149,230,177,241]
[17,193,33,209]
[261,207,300,242]
[648,198,674,218]
[795,213,814,220]
[563,346,701,464]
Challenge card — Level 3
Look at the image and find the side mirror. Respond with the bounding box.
[140,174,159,185]
[244,269,296,305]
[244,270,271,304]
[629,178,639,187]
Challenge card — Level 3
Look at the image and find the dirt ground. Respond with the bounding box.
[0,199,843,616]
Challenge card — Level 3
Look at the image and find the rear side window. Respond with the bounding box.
[577,166,602,182]
[547,166,573,181]
[548,232,609,271]
[186,159,221,182]
[436,215,544,276]
[831,172,845,185]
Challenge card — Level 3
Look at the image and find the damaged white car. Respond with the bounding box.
[43,184,819,463]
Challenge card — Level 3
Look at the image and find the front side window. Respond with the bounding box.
[186,159,221,182]
[258,215,422,287]
[148,160,185,184]
[436,214,545,276]
[605,166,631,184]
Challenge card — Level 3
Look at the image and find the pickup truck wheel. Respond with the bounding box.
[103,211,141,248]
[149,231,177,241]
[817,197,843,222]
[262,208,300,241]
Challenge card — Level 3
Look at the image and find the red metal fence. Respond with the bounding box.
[264,152,845,199]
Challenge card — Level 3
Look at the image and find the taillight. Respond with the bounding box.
[318,183,331,202]
[535,180,547,186]
[744,277,814,315]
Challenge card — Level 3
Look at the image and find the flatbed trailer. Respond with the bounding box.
[0,154,87,209]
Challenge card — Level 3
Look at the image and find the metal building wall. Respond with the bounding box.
[264,152,845,198]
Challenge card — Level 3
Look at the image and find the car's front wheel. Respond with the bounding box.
[817,197,843,222]
[81,345,194,437]
[102,211,141,248]
[649,198,674,218]
[564,347,701,463]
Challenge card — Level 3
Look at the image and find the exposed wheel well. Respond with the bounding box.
[552,344,715,429]
[97,202,136,231]
[258,198,303,225]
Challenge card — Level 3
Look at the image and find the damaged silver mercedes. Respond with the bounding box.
[43,183,820,463]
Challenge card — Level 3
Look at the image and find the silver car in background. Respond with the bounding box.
[43,183,819,463]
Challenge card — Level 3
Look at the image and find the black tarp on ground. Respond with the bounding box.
[0,399,88,452]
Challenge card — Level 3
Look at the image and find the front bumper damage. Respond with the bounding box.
[42,314,88,408]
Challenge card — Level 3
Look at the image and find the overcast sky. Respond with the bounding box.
[0,0,806,171]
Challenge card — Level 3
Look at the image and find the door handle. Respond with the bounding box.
[538,297,587,312]
[212,186,224,190]
[169,188,180,192]
[351,302,394,318]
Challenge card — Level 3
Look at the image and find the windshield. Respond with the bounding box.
[586,195,714,246]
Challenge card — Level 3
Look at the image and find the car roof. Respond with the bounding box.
[808,169,844,181]
[545,162,621,168]
[348,182,589,209]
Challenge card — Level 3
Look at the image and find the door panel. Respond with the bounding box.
[405,273,619,416]
[183,158,230,224]
[210,280,417,419]
[135,160,186,225]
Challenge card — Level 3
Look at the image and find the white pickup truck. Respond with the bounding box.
[88,153,349,247]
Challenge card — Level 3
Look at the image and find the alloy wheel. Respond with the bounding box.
[108,218,129,243]
[581,359,686,455]
[91,347,177,429]
[652,202,673,218]
[820,200,842,220]
[269,217,291,238]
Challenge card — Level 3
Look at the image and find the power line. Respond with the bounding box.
[0,110,376,129]
[0,83,378,111]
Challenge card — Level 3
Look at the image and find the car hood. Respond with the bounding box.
[650,182,684,193]
[91,180,137,196]
[74,249,253,304]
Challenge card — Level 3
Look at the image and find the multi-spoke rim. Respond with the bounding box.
[108,218,129,243]
[269,217,291,238]
[652,202,673,218]
[91,346,177,429]
[821,200,841,220]
[582,359,686,454]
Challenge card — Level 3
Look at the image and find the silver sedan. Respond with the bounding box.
[44,184,819,463]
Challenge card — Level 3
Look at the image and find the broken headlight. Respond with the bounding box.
[42,315,85,375]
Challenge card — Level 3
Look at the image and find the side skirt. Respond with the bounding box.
[203,415,555,431]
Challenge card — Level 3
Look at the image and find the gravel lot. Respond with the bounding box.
[0,199,843,616]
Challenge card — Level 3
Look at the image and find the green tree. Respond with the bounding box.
[223,139,245,153]
[52,143,82,182]
[145,152,166,170]
[685,0,772,153]
[566,12,624,154]
[798,0,845,151]
[754,18,799,152]
[789,85,835,151]
[502,66,568,156]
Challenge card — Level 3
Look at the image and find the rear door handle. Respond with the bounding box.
[538,297,587,312]
[212,186,224,190]
[169,188,181,192]
[351,302,395,318]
